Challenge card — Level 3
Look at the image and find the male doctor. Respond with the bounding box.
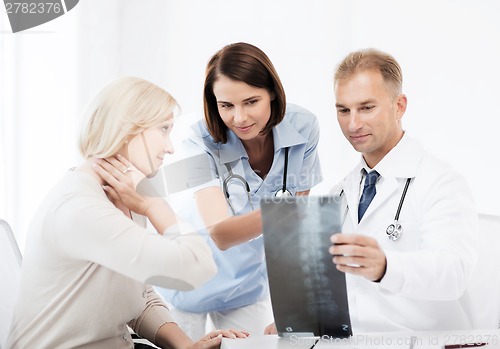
[329,48,478,331]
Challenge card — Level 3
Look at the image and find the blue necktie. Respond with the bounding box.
[358,170,380,222]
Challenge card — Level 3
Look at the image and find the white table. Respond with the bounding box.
[221,329,500,349]
[221,334,318,349]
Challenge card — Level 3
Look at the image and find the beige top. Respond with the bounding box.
[6,170,217,349]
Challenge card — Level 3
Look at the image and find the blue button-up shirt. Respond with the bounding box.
[157,103,323,312]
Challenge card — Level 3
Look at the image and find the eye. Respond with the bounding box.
[245,99,258,105]
[219,103,233,109]
[337,108,349,115]
[160,125,171,134]
[361,105,375,112]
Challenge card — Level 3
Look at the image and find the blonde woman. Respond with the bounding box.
[7,77,246,349]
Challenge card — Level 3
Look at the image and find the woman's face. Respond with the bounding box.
[124,115,174,177]
[213,75,273,141]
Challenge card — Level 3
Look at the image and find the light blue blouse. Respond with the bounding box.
[157,103,323,312]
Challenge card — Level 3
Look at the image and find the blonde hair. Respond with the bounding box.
[79,77,178,158]
[334,48,403,99]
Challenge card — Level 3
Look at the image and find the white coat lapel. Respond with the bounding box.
[358,133,423,223]
[360,176,398,222]
[343,167,363,226]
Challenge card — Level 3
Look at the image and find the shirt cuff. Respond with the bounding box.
[134,287,175,343]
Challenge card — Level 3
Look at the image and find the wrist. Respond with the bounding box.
[373,257,387,283]
[140,198,157,216]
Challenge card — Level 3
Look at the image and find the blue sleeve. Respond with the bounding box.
[297,114,323,192]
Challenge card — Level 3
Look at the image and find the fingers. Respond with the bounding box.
[330,233,377,246]
[329,233,387,281]
[264,322,277,335]
[93,157,136,188]
[206,329,249,339]
[197,334,222,349]
[106,154,133,174]
[101,156,132,177]
[102,185,120,202]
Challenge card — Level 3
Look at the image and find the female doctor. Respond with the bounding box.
[156,42,323,338]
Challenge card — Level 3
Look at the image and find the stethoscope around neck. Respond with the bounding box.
[222,147,292,215]
[340,176,412,241]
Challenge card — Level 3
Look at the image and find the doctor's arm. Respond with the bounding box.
[196,186,310,250]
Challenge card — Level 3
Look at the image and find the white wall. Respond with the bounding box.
[1,0,500,248]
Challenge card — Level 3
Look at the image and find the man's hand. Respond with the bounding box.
[329,233,387,282]
[264,322,277,335]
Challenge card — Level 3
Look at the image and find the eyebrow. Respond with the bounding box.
[335,99,377,108]
[359,99,376,105]
[217,95,261,104]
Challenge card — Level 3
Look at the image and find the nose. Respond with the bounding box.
[233,106,247,124]
[164,137,174,155]
[348,111,363,132]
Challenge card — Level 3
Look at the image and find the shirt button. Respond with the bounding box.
[122,334,127,340]
[142,290,147,298]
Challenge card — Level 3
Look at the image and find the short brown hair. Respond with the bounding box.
[203,42,286,143]
[334,48,403,98]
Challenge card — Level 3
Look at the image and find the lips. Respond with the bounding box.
[350,134,370,143]
[235,124,254,133]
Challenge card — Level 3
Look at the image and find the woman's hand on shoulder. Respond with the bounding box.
[93,155,153,215]
[188,329,249,349]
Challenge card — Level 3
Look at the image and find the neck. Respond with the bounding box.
[241,132,273,157]
[77,158,105,185]
[364,130,405,168]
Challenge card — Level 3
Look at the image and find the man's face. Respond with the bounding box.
[334,70,406,168]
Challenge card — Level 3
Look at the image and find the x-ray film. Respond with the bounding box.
[260,195,352,338]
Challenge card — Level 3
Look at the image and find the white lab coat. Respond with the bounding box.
[332,133,478,332]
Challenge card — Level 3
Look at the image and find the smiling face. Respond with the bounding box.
[335,69,407,168]
[123,115,174,177]
[212,75,273,142]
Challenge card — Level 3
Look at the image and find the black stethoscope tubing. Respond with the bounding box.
[281,147,289,194]
[340,176,412,241]
[394,178,412,222]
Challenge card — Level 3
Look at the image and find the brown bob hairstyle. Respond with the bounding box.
[203,42,286,143]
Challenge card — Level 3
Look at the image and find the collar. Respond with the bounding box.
[374,132,423,179]
[342,132,424,225]
[217,115,308,165]
[353,132,424,180]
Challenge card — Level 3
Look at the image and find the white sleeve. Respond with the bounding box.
[49,194,217,291]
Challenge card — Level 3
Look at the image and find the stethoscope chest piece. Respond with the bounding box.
[385,177,412,242]
[386,221,403,241]
[275,189,292,197]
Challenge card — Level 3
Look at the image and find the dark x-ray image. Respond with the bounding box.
[261,195,352,338]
